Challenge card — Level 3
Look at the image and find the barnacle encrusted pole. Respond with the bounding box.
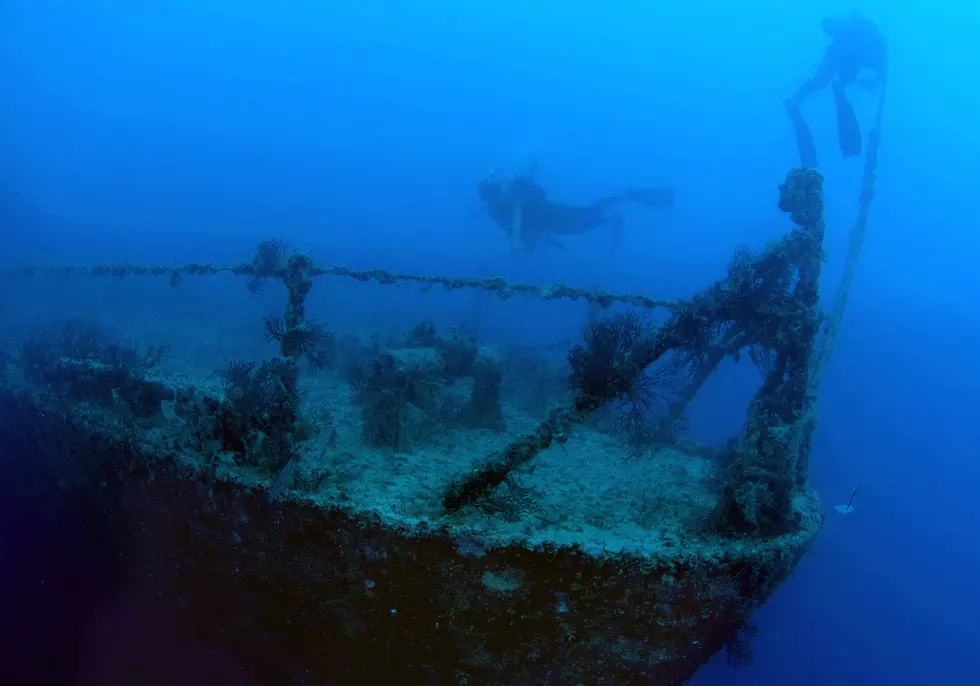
[793,89,885,491]
[246,242,319,364]
[718,168,824,535]
[283,254,313,355]
[246,244,321,489]
[442,168,828,534]
[266,251,325,365]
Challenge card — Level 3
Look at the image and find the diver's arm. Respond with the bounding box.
[868,45,888,89]
[792,48,837,104]
[857,30,888,90]
[858,63,887,90]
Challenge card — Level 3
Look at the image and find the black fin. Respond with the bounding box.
[834,83,862,157]
[785,99,818,167]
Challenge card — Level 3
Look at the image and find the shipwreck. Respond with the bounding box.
[0,142,881,685]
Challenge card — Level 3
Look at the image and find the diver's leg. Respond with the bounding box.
[792,76,829,105]
[587,195,629,216]
[577,188,673,235]
[834,63,859,93]
[589,187,674,215]
[786,50,837,167]
[792,50,836,105]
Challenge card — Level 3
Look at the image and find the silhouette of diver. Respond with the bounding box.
[477,173,674,254]
[786,16,888,166]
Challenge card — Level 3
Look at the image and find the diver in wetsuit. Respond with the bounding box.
[477,173,674,254]
[791,16,888,106]
[786,16,888,165]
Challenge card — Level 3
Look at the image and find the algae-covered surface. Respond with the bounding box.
[118,347,817,562]
[0,329,823,684]
[0,168,831,682]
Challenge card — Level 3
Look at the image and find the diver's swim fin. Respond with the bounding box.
[625,187,674,208]
[833,83,862,158]
[785,99,818,168]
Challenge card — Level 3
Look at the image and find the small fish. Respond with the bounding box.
[267,455,296,504]
[834,484,861,515]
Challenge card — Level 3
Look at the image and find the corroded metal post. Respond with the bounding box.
[720,168,825,536]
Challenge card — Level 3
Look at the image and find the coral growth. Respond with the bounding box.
[264,315,335,370]
[15,321,172,417]
[568,311,656,411]
[354,322,505,452]
[246,238,287,293]
[216,357,310,472]
[573,312,688,456]
[716,168,825,536]
[442,168,828,537]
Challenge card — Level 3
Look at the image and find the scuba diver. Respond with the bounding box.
[786,15,888,166]
[477,172,674,254]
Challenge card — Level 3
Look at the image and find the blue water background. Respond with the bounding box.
[2,2,979,684]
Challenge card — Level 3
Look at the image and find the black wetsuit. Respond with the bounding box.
[478,176,673,252]
[793,18,888,104]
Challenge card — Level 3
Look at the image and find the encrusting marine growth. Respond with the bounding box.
[0,159,883,684]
